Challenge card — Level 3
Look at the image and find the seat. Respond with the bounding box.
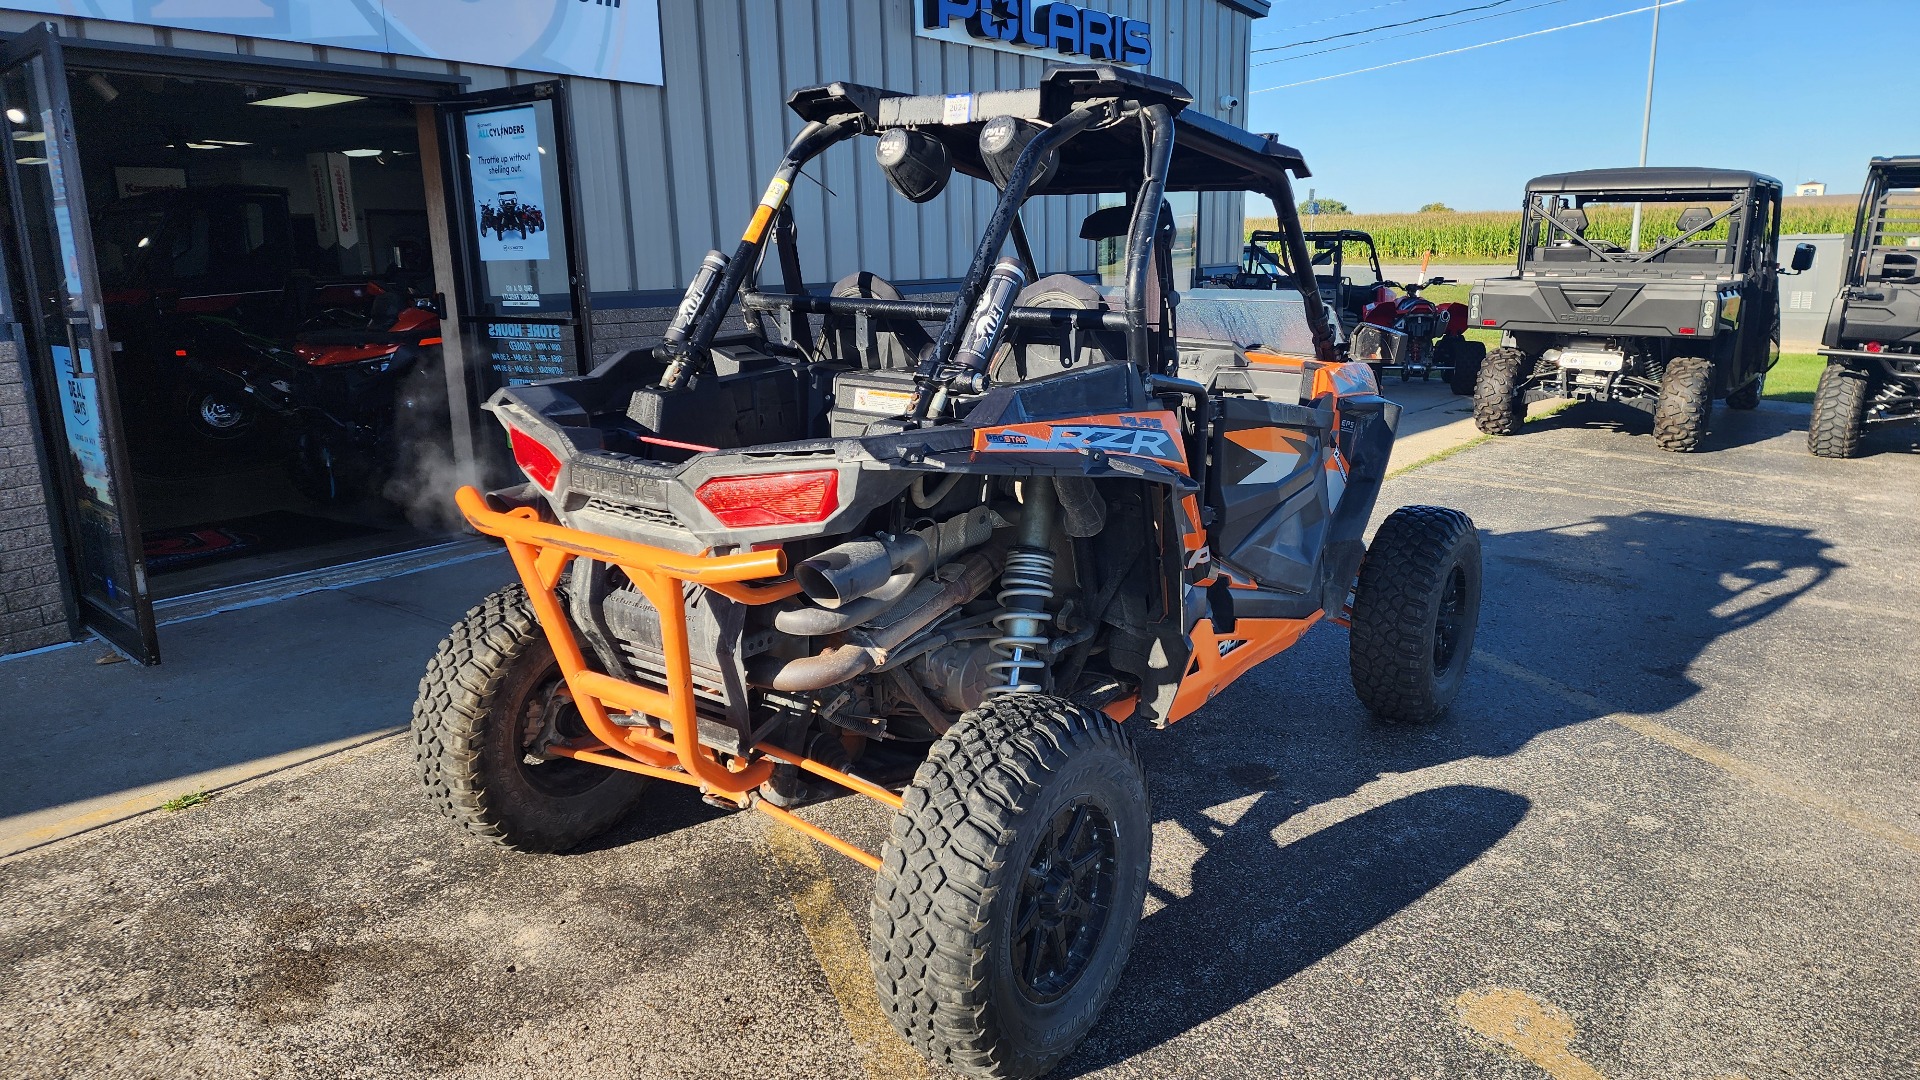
[821,272,932,370]
[988,275,1116,384]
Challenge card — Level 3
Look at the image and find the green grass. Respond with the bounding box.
[1766,352,1825,404]
[161,790,210,812]
[1249,203,1855,263]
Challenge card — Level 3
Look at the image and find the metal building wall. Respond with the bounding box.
[1,1,1254,297]
[603,0,1258,294]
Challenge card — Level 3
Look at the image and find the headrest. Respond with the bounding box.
[1555,207,1588,234]
[1675,206,1714,234]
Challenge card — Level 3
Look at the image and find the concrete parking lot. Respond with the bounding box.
[2,400,1915,1080]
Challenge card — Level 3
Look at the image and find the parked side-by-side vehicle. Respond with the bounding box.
[1469,167,1814,452]
[410,66,1482,1080]
[1810,155,1920,457]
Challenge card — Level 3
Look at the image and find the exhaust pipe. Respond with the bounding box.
[749,549,1001,692]
[775,504,1003,636]
[797,533,931,609]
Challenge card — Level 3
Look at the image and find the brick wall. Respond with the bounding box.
[0,337,69,657]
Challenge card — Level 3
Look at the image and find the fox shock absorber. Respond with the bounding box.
[924,257,1027,417]
[987,478,1057,697]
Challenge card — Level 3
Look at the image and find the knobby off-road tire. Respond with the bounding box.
[1349,505,1482,723]
[1808,361,1871,459]
[413,583,647,852]
[1725,372,1764,410]
[870,695,1150,1079]
[1472,347,1528,435]
[1653,354,1715,452]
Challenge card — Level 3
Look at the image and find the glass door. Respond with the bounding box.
[0,25,157,663]
[439,82,592,399]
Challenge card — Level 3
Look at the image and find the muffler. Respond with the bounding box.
[749,549,1002,692]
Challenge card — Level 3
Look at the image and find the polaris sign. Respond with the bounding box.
[919,1,1152,66]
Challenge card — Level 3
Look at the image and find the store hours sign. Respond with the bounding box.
[918,1,1152,66]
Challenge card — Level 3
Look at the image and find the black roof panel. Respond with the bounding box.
[787,65,1310,195]
[1527,167,1781,194]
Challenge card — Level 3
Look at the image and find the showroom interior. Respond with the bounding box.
[63,67,445,599]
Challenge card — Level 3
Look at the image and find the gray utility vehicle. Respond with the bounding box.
[1471,168,1814,452]
[1809,156,1920,457]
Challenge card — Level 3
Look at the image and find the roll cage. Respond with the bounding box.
[1842,156,1920,287]
[656,65,1337,420]
[1519,168,1783,273]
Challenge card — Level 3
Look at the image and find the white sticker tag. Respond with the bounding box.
[851,386,914,414]
[942,94,973,125]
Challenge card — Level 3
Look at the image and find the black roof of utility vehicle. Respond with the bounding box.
[1526,167,1781,194]
[1867,155,1920,176]
[788,66,1312,194]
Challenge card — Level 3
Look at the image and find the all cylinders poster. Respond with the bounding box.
[468,106,549,264]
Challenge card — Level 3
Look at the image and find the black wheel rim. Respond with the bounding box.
[1434,564,1468,671]
[1011,796,1117,1003]
[511,659,608,798]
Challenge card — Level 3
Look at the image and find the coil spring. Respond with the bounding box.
[985,547,1055,696]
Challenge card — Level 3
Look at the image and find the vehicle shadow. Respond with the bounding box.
[1522,398,1793,452]
[1058,784,1527,1075]
[1055,507,1840,1073]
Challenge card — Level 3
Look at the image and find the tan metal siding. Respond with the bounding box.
[14,1,1255,289]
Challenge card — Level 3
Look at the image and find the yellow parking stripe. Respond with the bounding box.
[1475,651,1920,855]
[764,823,928,1080]
[1456,988,1607,1080]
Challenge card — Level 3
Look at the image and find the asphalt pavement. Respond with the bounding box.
[2,399,1915,1080]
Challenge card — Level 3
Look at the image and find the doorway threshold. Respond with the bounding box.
[154,537,502,627]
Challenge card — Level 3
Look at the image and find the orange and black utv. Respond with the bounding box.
[414,66,1482,1079]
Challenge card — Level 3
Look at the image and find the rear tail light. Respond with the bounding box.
[1866,341,1884,353]
[695,470,839,528]
[509,428,563,490]
[1677,327,1697,335]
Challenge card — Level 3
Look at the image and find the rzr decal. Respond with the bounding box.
[974,411,1185,466]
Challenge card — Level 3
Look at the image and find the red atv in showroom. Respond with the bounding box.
[1350,276,1484,393]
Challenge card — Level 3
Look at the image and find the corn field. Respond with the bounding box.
[1246,205,1858,262]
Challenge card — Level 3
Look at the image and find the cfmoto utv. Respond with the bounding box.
[1809,155,1920,457]
[1470,168,1814,451]
[412,67,1482,1079]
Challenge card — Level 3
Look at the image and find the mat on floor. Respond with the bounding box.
[142,512,383,572]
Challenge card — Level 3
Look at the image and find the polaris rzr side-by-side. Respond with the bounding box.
[1809,155,1920,457]
[412,67,1482,1079]
[1469,168,1814,451]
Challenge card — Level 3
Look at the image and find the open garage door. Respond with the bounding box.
[0,25,158,663]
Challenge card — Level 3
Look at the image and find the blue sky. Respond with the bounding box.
[1245,0,1916,212]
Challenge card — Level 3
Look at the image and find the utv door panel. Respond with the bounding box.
[1211,396,1332,595]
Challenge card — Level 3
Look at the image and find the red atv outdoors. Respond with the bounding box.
[412,67,1483,1079]
[1350,269,1484,393]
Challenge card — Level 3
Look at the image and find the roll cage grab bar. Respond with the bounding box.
[656,88,1339,414]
